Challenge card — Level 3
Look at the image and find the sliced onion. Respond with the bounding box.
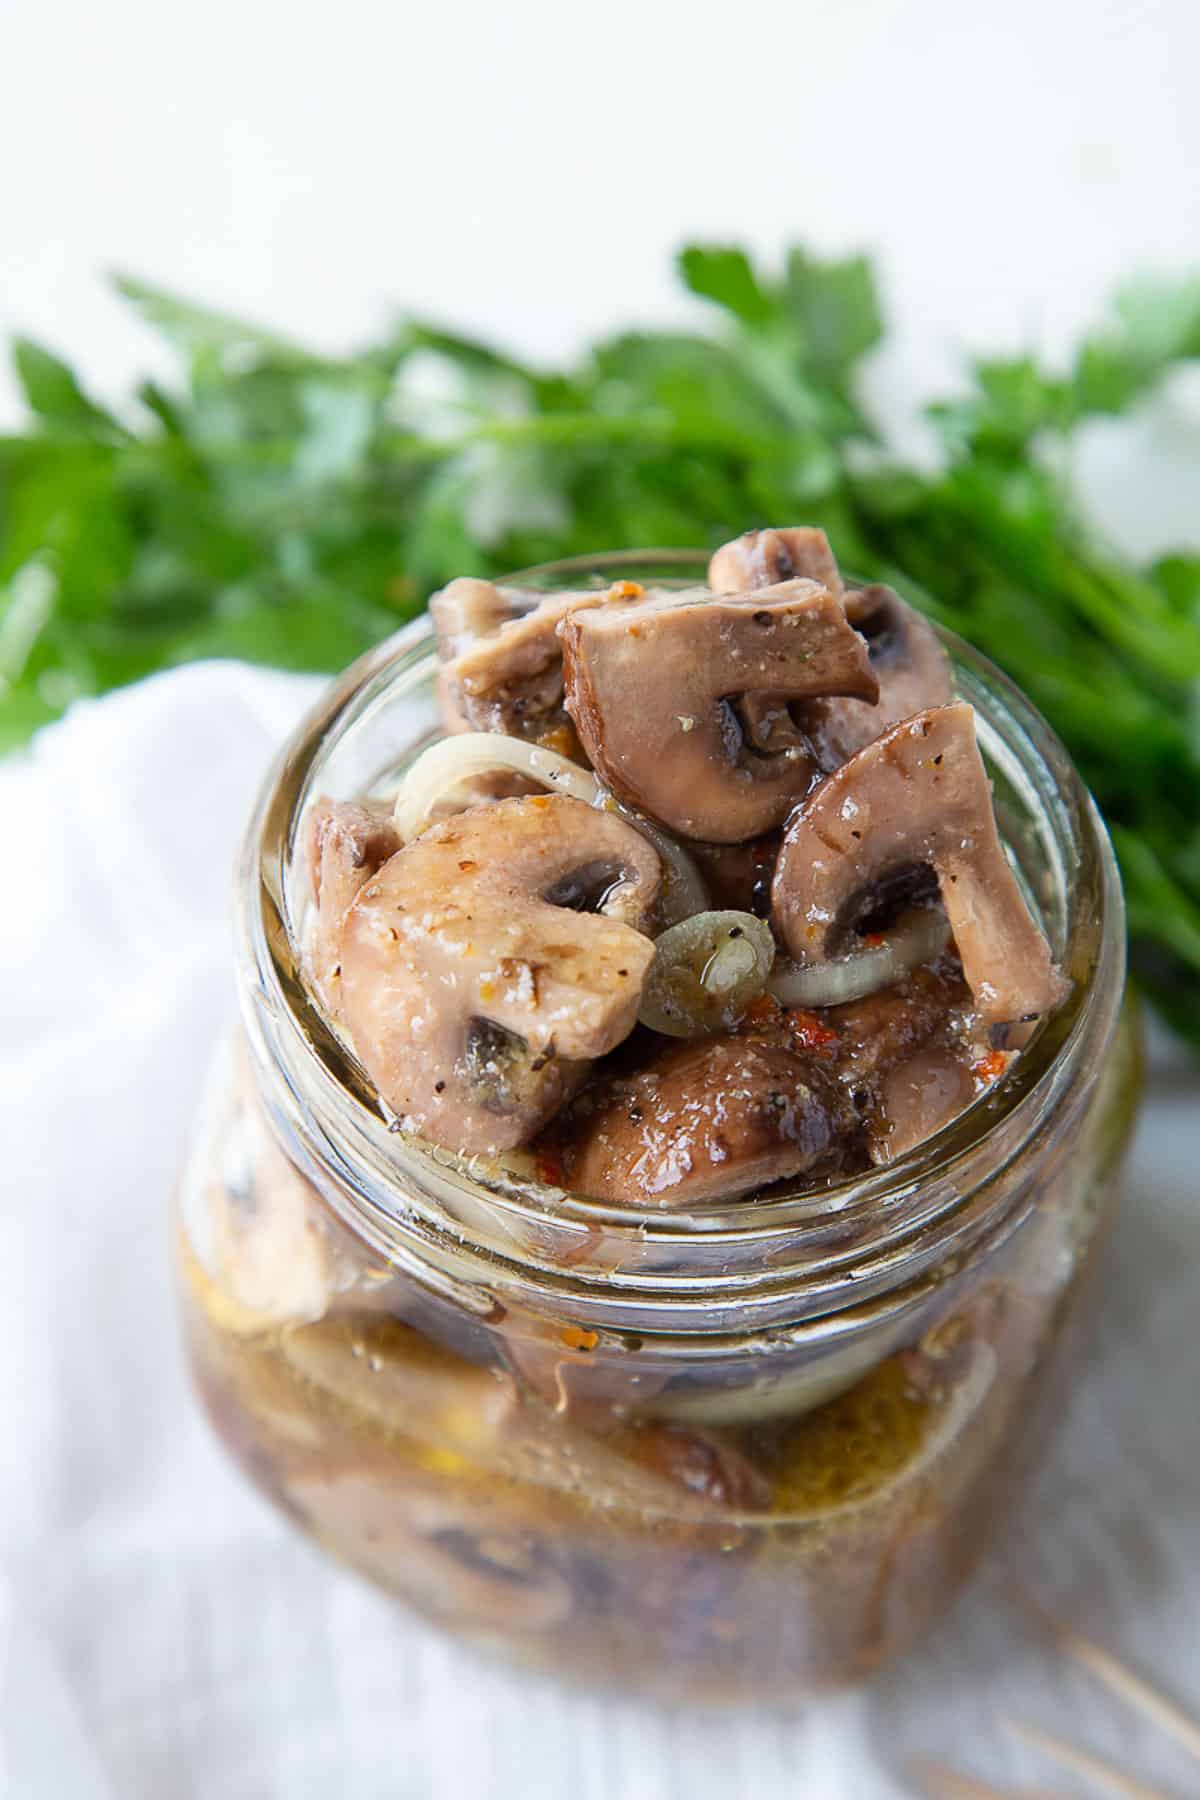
[394,733,598,838]
[607,800,708,928]
[392,731,707,927]
[640,911,775,1038]
[768,907,951,1010]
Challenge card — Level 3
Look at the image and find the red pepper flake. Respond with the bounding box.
[608,580,644,600]
[860,930,887,949]
[785,1008,841,1055]
[559,1324,598,1352]
[535,1149,566,1186]
[971,1049,1009,1087]
[536,723,578,759]
[739,993,781,1030]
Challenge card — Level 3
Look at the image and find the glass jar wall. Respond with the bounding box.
[176,557,1139,1703]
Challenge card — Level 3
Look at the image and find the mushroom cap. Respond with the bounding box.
[561,581,879,843]
[708,526,844,599]
[805,585,952,770]
[337,794,662,1153]
[305,799,403,1011]
[771,703,1068,1028]
[429,576,526,663]
[556,1031,853,1206]
[289,1468,576,1633]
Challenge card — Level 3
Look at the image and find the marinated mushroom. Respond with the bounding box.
[302,530,1072,1182]
[435,578,643,745]
[432,577,532,734]
[289,1469,576,1632]
[771,704,1068,1028]
[554,1032,857,1205]
[826,959,975,1090]
[615,1419,772,1511]
[709,528,950,773]
[561,582,879,842]
[708,526,844,600]
[430,576,534,662]
[805,585,952,770]
[875,1047,980,1164]
[337,794,662,1153]
[306,799,403,1009]
[204,1071,341,1334]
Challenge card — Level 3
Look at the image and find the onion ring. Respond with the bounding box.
[768,907,951,1009]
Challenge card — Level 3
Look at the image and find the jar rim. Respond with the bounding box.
[233,551,1127,1336]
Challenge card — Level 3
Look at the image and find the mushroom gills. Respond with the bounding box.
[457,1017,581,1119]
[806,586,952,771]
[770,703,1067,1030]
[543,859,632,915]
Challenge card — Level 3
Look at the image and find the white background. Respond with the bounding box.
[2,0,1198,486]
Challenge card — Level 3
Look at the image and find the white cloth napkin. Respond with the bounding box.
[2,663,1197,1800]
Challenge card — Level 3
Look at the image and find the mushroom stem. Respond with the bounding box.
[771,705,1067,1028]
[708,526,844,599]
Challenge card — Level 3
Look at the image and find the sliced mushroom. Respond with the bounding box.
[430,576,532,662]
[305,799,403,1010]
[555,1031,857,1206]
[874,1047,980,1165]
[826,959,974,1089]
[809,961,984,1165]
[436,578,645,744]
[561,582,879,843]
[281,1316,521,1448]
[288,1469,575,1632]
[771,704,1068,1028]
[708,525,844,600]
[337,795,662,1153]
[201,1077,340,1335]
[805,585,952,769]
[502,1323,673,1424]
[614,1420,772,1511]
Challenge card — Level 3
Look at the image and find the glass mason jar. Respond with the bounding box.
[176,552,1140,1704]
